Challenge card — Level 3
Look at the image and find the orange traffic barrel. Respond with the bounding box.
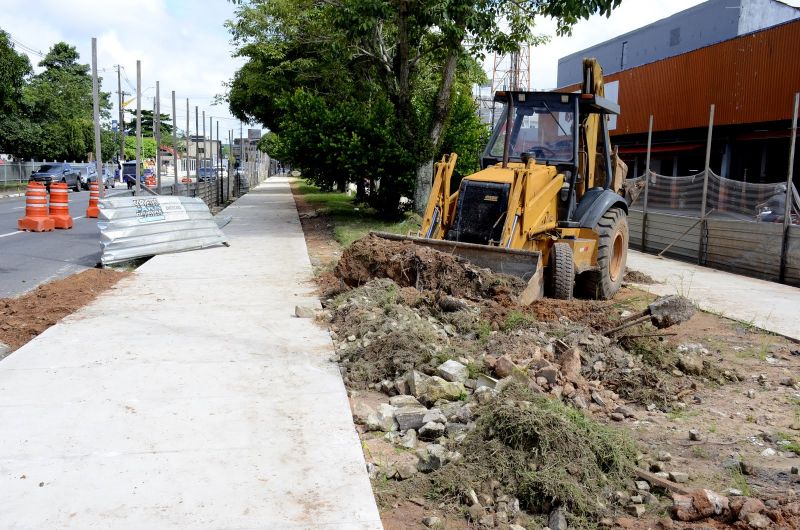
[145,175,156,187]
[86,181,100,218]
[18,182,55,232]
[49,182,73,229]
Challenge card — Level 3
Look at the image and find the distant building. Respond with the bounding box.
[557,0,800,86]
[187,136,222,167]
[557,0,800,184]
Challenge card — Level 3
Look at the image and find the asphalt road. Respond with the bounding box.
[0,188,111,298]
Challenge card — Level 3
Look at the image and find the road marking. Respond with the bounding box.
[12,206,23,210]
[74,216,85,220]
[0,231,22,239]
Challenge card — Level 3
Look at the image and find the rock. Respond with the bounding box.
[627,504,646,517]
[419,421,446,440]
[400,429,418,449]
[366,403,396,432]
[439,401,462,421]
[509,525,526,530]
[347,335,356,342]
[477,492,494,507]
[573,395,588,409]
[466,488,481,506]
[689,429,702,441]
[466,505,484,522]
[417,444,449,472]
[475,374,498,390]
[495,510,509,525]
[395,406,428,431]
[445,422,468,437]
[390,395,422,407]
[295,305,317,318]
[727,488,744,497]
[792,466,799,475]
[630,495,643,504]
[422,408,447,425]
[677,342,708,355]
[422,515,442,529]
[396,462,418,480]
[616,405,635,418]
[557,346,583,381]
[745,513,771,528]
[474,386,497,404]
[677,354,704,376]
[591,390,607,408]
[669,472,689,483]
[780,376,797,387]
[672,490,729,522]
[733,497,766,521]
[761,448,776,457]
[352,402,375,425]
[636,480,651,492]
[494,355,517,378]
[649,296,695,328]
[420,376,465,405]
[549,506,568,530]
[437,359,469,383]
[740,461,755,475]
[611,412,625,422]
[407,370,430,397]
[537,367,560,386]
[746,389,756,399]
[0,342,9,357]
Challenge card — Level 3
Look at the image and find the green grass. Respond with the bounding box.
[293,181,421,247]
[0,182,26,193]
[729,467,752,496]
[501,310,536,332]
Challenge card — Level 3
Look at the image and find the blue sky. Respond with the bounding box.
[1,0,709,137]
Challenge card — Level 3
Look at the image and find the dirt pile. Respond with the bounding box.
[0,268,130,355]
[335,234,525,301]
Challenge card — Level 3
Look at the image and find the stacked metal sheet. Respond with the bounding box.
[98,195,228,265]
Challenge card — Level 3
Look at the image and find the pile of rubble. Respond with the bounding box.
[310,235,785,528]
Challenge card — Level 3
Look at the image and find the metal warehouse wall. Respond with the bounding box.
[559,19,800,136]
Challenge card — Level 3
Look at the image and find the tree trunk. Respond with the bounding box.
[414,159,434,215]
[414,51,459,215]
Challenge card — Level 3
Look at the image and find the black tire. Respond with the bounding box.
[546,242,574,300]
[581,207,628,300]
[69,178,79,192]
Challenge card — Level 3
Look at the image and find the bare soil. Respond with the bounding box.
[292,195,800,529]
[0,268,130,356]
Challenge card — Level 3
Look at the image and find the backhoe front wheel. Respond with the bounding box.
[546,242,574,300]
[582,207,628,300]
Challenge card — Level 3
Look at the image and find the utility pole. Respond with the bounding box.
[240,121,244,187]
[135,60,142,194]
[155,81,161,193]
[202,110,206,173]
[185,98,190,196]
[195,106,200,190]
[91,38,103,200]
[171,90,177,189]
[117,65,124,168]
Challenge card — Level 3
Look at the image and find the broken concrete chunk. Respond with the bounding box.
[649,295,695,328]
[395,406,428,432]
[422,408,447,425]
[407,370,430,398]
[494,355,517,378]
[437,359,469,383]
[366,403,396,432]
[390,395,422,407]
[476,373,499,390]
[351,402,375,425]
[420,376,465,405]
[419,421,446,440]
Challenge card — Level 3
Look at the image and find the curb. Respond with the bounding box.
[0,193,24,199]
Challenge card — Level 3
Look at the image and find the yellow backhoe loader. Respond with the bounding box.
[375,59,629,301]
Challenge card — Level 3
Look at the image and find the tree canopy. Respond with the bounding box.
[0,34,113,161]
[228,0,622,216]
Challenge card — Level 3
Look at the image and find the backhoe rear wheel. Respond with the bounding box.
[547,242,574,300]
[582,207,628,300]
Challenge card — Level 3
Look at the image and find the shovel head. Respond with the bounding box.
[371,231,544,304]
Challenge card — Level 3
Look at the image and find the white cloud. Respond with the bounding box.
[0,0,248,139]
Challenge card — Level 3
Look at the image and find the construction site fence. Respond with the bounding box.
[626,171,800,287]
[107,154,273,211]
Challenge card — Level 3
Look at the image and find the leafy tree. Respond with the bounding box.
[229,0,622,216]
[124,109,173,137]
[20,42,111,160]
[0,30,36,157]
[124,136,157,160]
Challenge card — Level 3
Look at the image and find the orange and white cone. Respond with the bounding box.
[18,182,55,232]
[49,182,73,229]
[86,181,100,218]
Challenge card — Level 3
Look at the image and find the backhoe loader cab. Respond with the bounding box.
[378,59,629,302]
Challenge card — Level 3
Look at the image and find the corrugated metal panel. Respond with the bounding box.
[787,225,800,287]
[706,219,783,279]
[98,195,228,265]
[560,19,800,135]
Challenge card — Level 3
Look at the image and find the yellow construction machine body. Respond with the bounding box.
[378,59,630,301]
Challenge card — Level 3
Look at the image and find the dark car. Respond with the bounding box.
[197,167,217,182]
[29,163,81,192]
[121,161,147,189]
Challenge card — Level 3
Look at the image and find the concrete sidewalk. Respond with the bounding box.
[627,250,800,341]
[0,177,382,528]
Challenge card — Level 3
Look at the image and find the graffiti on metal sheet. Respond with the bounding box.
[133,197,190,223]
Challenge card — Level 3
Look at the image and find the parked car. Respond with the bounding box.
[197,167,218,182]
[29,162,81,192]
[85,166,115,189]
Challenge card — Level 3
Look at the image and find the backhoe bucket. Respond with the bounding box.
[372,232,544,304]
